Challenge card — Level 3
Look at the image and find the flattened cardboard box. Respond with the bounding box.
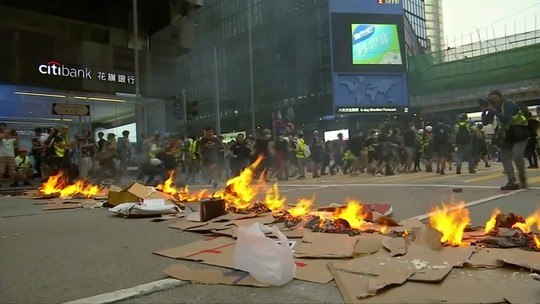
[165,264,268,287]
[108,182,170,206]
[295,231,358,258]
[185,199,227,222]
[155,236,332,284]
[329,264,507,304]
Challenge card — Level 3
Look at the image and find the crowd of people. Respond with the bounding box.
[0,91,537,191]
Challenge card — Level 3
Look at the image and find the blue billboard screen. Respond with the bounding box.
[333,74,408,113]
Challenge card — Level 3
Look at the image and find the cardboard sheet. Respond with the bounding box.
[358,270,415,299]
[468,248,506,268]
[294,258,334,284]
[164,264,268,287]
[354,234,385,255]
[333,244,474,282]
[496,248,540,272]
[43,203,81,211]
[210,212,260,222]
[185,222,230,232]
[329,264,507,304]
[295,232,358,258]
[474,268,540,304]
[382,237,408,256]
[154,236,235,261]
[169,219,208,231]
[230,214,276,227]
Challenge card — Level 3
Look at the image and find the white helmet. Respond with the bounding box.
[417,129,425,135]
[425,126,433,132]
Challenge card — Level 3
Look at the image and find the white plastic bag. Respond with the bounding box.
[234,223,296,286]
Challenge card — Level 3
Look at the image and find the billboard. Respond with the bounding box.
[351,24,403,65]
[331,13,406,73]
[329,0,408,114]
[334,74,408,113]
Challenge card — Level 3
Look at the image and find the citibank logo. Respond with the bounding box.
[38,61,92,79]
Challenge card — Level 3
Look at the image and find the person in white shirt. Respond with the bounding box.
[0,128,18,187]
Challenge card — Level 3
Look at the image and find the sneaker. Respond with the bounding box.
[313,175,321,178]
[500,183,519,191]
[297,175,305,180]
[440,170,445,175]
[212,180,218,188]
[469,170,476,174]
[485,163,491,168]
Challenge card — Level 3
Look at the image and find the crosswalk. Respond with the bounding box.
[296,163,540,187]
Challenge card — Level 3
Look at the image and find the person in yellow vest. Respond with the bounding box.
[295,131,309,179]
[481,90,529,190]
[51,124,77,179]
[15,147,33,186]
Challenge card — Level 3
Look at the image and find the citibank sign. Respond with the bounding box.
[37,60,135,85]
[38,61,91,79]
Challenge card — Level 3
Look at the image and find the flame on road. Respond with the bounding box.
[512,210,540,233]
[334,200,366,229]
[485,208,501,233]
[429,202,470,246]
[38,172,103,198]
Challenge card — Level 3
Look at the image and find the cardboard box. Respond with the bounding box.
[107,183,169,206]
[185,199,227,222]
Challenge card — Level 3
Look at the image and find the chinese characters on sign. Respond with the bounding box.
[97,72,135,85]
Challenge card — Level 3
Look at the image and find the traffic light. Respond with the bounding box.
[186,100,198,120]
[173,95,182,120]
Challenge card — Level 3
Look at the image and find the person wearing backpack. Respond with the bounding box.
[454,114,476,174]
[433,119,452,175]
[481,90,529,190]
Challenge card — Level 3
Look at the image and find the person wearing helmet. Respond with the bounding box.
[15,147,33,186]
[454,113,476,174]
[433,118,452,175]
[421,126,434,172]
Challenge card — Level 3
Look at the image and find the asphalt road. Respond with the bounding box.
[1,162,539,304]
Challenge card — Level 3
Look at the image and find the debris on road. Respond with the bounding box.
[1,232,24,239]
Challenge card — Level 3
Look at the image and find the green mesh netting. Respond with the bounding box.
[408,43,540,96]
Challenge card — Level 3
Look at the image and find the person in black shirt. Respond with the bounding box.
[230,133,251,176]
[198,127,224,188]
[433,120,452,175]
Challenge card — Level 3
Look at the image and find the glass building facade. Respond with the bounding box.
[176,0,429,136]
[176,0,332,135]
[424,0,444,51]
[403,0,428,48]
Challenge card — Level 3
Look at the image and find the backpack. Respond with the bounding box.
[435,125,449,144]
[455,124,471,145]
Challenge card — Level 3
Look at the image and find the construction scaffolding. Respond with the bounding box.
[409,29,540,97]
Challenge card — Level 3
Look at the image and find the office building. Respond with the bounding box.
[424,0,445,51]
[404,0,428,48]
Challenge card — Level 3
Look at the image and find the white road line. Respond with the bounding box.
[63,278,187,304]
[405,189,525,221]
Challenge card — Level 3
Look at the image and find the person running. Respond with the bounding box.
[198,127,224,188]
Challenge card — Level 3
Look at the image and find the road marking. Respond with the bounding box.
[404,190,525,221]
[63,278,188,304]
[465,173,504,183]
[526,175,540,184]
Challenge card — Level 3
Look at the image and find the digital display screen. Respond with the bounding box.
[331,13,406,73]
[351,24,403,65]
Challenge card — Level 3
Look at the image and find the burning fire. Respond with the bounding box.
[39,172,103,198]
[511,210,540,233]
[265,184,286,211]
[156,171,211,202]
[534,235,540,249]
[214,156,264,210]
[333,200,366,229]
[428,202,470,246]
[289,197,315,218]
[485,208,501,233]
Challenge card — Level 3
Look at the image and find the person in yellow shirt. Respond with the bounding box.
[15,147,33,186]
